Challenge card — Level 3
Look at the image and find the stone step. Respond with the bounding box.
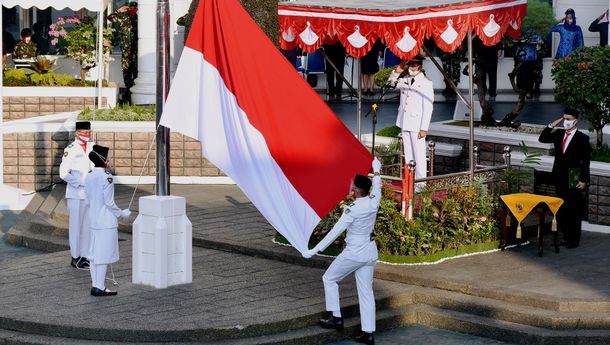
[376,264,610,313]
[3,302,610,345]
[0,291,412,344]
[5,227,69,252]
[415,304,610,345]
[409,284,610,330]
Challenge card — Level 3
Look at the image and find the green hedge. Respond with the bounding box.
[3,68,107,87]
[78,104,156,121]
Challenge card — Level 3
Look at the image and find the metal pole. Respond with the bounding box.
[427,141,435,177]
[467,29,475,183]
[357,58,362,141]
[97,2,104,110]
[156,0,171,196]
[0,7,4,185]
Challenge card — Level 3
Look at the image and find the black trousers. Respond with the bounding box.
[556,185,586,245]
[480,60,498,96]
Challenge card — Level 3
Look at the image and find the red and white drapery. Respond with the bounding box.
[278,0,528,59]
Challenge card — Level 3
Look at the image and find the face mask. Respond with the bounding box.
[23,37,31,43]
[563,119,576,130]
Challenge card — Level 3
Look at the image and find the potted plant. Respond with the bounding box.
[49,15,114,80]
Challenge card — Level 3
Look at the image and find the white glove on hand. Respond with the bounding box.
[372,157,381,173]
[120,209,131,219]
[302,249,317,259]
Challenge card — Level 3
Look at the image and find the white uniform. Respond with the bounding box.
[85,167,122,290]
[313,175,381,333]
[59,139,95,259]
[388,70,434,180]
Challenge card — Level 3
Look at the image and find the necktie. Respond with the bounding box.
[410,78,415,85]
[562,131,571,153]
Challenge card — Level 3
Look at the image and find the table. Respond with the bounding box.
[500,193,563,257]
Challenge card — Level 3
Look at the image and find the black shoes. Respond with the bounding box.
[318,316,344,330]
[70,257,90,269]
[91,287,117,296]
[354,331,375,345]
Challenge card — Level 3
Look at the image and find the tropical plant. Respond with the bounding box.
[26,56,58,74]
[552,45,610,148]
[49,16,114,79]
[500,141,541,193]
[2,67,106,87]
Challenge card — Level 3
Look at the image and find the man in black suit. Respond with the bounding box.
[538,108,590,248]
[588,10,609,46]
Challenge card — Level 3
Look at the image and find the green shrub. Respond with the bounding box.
[3,68,30,86]
[592,143,610,163]
[304,179,500,258]
[376,125,401,137]
[78,104,156,121]
[3,67,108,87]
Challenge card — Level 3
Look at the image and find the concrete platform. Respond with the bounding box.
[3,184,610,344]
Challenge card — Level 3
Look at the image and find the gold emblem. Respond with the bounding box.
[516,203,524,213]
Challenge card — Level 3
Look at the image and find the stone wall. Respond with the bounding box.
[3,129,222,192]
[2,96,108,121]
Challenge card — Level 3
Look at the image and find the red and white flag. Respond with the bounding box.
[160,0,372,253]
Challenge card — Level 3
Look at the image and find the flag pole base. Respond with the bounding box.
[132,195,192,288]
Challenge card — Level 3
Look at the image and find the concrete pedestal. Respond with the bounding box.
[0,184,35,210]
[132,195,192,288]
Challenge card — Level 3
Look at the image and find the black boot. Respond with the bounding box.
[318,316,343,330]
[354,331,375,345]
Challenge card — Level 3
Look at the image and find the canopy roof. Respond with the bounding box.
[278,0,527,59]
[2,0,110,11]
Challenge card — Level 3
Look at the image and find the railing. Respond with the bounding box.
[376,141,512,220]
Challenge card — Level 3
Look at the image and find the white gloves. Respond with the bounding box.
[302,248,318,259]
[372,157,381,173]
[120,209,131,219]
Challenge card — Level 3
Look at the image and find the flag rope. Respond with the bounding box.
[127,122,161,211]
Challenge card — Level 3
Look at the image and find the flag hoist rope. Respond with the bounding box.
[126,122,162,211]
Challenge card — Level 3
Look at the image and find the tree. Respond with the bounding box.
[552,46,610,148]
[182,0,278,46]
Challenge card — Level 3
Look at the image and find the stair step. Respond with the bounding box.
[416,304,610,345]
[5,227,69,253]
[410,284,610,330]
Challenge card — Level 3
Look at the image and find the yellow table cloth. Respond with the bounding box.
[500,193,564,239]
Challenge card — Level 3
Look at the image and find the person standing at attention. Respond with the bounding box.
[59,121,95,269]
[85,145,131,296]
[538,108,590,249]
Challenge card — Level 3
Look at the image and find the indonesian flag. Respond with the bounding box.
[160,0,372,253]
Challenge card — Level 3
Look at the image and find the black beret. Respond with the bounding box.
[75,121,91,130]
[89,145,109,167]
[354,174,372,192]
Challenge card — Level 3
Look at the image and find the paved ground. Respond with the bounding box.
[3,184,610,343]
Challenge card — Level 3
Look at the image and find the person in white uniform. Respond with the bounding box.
[85,145,131,296]
[303,158,382,345]
[387,54,434,181]
[59,121,95,269]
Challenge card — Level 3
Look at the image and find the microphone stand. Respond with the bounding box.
[364,78,401,155]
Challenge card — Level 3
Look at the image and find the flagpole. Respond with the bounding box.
[156,0,171,196]
[357,58,362,141]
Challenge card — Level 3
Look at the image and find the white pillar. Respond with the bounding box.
[171,0,190,79]
[132,195,192,288]
[131,0,158,105]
